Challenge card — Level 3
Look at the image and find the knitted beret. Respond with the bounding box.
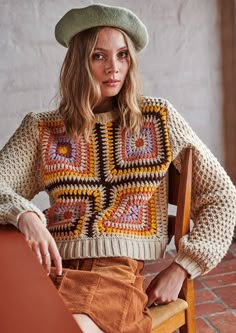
[55,3,148,52]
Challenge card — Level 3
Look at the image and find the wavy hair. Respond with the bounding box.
[59,27,143,141]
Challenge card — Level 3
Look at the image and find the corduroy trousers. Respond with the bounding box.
[50,256,152,333]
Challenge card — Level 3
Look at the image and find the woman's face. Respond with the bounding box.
[90,27,130,105]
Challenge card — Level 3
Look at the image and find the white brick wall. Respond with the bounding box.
[0,0,224,209]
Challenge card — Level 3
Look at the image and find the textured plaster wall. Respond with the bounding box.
[0,0,226,209]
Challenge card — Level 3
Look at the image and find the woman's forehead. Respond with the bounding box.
[94,27,127,50]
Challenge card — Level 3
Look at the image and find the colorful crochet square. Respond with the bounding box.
[45,200,86,229]
[97,185,158,237]
[50,138,77,163]
[38,120,97,182]
[44,186,103,240]
[105,109,171,180]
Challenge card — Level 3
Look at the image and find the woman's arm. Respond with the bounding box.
[167,101,236,278]
[146,98,236,306]
[0,113,62,274]
[0,113,46,226]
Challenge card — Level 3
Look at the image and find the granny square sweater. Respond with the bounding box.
[0,97,235,278]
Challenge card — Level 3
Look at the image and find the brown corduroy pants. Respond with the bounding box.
[50,257,152,333]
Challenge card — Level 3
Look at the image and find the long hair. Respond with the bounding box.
[59,27,143,141]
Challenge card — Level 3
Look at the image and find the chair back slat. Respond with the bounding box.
[168,162,181,205]
[168,148,192,250]
[174,149,192,249]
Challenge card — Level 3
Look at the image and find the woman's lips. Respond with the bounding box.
[103,79,120,87]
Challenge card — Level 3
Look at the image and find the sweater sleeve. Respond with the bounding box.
[0,113,46,227]
[166,101,236,278]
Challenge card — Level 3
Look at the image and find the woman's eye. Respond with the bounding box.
[92,53,104,60]
[118,51,129,58]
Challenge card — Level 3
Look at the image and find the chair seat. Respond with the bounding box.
[150,298,188,329]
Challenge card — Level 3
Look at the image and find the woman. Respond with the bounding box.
[0,4,235,333]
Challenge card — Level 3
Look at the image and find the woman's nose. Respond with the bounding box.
[105,58,119,74]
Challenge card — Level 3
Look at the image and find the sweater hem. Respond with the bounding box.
[56,238,168,261]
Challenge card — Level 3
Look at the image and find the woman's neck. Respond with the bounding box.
[93,97,116,114]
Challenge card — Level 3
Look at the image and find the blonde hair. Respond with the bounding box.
[59,27,143,141]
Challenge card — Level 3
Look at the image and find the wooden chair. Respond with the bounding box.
[150,148,196,333]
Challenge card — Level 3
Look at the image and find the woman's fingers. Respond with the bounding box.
[31,241,43,265]
[40,240,53,275]
[39,228,63,275]
[30,241,51,273]
[49,239,63,276]
[18,212,62,275]
[28,239,62,275]
[42,252,52,275]
[146,262,188,307]
[40,236,63,276]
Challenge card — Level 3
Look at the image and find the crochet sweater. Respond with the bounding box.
[0,97,235,279]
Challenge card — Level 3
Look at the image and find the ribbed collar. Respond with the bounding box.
[94,109,120,124]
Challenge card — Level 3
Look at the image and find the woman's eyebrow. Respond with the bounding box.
[93,46,128,52]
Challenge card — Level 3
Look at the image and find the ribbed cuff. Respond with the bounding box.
[174,251,203,279]
[6,204,47,228]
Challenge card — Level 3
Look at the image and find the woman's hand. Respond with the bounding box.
[18,211,62,276]
[146,262,188,307]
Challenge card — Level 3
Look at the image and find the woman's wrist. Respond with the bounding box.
[18,211,41,230]
[170,262,188,279]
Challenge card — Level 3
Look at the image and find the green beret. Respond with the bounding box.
[55,3,148,52]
